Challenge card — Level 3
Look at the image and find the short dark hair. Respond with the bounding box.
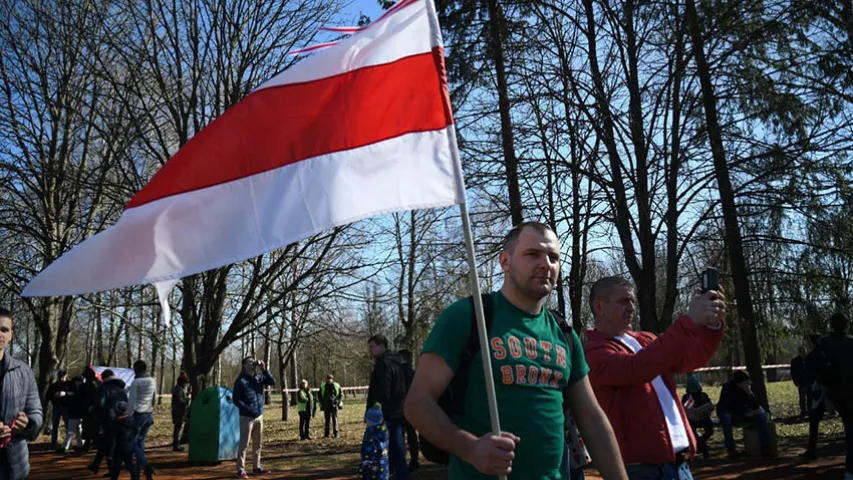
[0,307,12,324]
[133,360,147,375]
[399,349,412,363]
[830,312,849,333]
[588,276,634,313]
[502,221,554,253]
[368,334,388,349]
[242,356,255,365]
[102,369,115,379]
[732,370,750,384]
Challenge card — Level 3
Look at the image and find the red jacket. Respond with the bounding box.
[584,316,725,465]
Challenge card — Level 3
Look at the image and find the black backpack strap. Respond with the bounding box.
[549,308,577,406]
[548,308,573,353]
[450,293,494,414]
[466,293,494,356]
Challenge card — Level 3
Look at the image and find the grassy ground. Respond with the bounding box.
[28,382,850,479]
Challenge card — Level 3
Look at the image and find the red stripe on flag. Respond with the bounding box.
[128,47,453,209]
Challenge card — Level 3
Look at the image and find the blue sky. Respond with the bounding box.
[345,0,384,22]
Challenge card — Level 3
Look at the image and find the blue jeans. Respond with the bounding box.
[386,419,408,480]
[570,467,585,480]
[719,411,770,451]
[133,412,154,467]
[626,462,693,480]
[51,405,69,445]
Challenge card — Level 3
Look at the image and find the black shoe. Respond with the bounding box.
[144,464,155,480]
[87,463,100,475]
[409,462,420,472]
[173,445,184,452]
[55,447,66,454]
[701,443,710,460]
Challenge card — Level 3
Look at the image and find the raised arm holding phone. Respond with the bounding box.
[584,272,726,480]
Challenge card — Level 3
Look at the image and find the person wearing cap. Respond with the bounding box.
[319,374,343,438]
[681,375,714,459]
[716,370,771,457]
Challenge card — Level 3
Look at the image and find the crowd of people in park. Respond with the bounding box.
[43,360,165,480]
[2,222,853,480]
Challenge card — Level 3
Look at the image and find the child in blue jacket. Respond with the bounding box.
[358,402,389,480]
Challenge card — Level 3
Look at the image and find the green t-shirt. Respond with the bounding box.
[423,291,589,480]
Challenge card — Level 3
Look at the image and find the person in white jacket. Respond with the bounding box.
[129,360,157,480]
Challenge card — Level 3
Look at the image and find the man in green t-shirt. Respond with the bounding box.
[404,222,627,479]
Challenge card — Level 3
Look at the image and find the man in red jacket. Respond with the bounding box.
[584,276,725,480]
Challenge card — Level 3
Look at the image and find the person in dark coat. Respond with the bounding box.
[59,375,86,452]
[366,335,408,480]
[46,369,70,450]
[171,373,190,451]
[717,370,771,457]
[319,374,343,438]
[398,349,419,472]
[80,366,102,453]
[791,345,810,418]
[810,313,853,477]
[88,370,137,479]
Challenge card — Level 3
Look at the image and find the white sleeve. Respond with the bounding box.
[128,381,138,412]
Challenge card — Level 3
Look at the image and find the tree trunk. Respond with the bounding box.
[34,297,73,408]
[264,320,272,405]
[663,1,686,327]
[289,354,299,406]
[685,0,768,408]
[124,313,133,368]
[624,0,659,332]
[279,355,289,421]
[158,328,166,405]
[95,293,104,365]
[581,0,658,332]
[487,0,523,225]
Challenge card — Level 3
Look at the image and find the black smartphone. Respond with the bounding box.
[700,268,719,293]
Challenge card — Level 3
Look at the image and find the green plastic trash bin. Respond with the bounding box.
[189,386,240,462]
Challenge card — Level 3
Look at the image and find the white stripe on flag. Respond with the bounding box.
[289,41,340,56]
[23,128,460,296]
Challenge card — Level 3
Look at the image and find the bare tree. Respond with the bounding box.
[0,0,137,396]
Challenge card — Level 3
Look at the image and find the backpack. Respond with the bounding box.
[98,382,131,423]
[418,294,574,465]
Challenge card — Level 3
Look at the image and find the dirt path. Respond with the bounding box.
[29,440,850,480]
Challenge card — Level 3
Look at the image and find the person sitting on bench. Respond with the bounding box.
[716,370,771,457]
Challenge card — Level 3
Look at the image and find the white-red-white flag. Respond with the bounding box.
[23,0,463,297]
